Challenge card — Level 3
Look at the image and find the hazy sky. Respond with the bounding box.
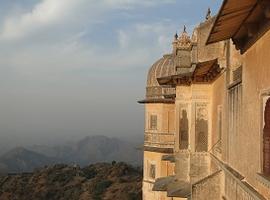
[0,0,222,148]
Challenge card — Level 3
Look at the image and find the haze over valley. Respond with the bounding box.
[0,135,142,174]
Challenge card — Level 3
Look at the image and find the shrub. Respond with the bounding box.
[82,168,97,179]
[128,192,139,200]
[93,179,113,197]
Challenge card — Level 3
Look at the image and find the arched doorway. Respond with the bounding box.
[263,98,270,175]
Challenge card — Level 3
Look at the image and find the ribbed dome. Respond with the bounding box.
[146,54,175,99]
[147,54,174,87]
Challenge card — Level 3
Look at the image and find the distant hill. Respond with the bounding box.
[0,147,56,173]
[74,135,142,166]
[30,135,142,167]
[0,162,142,200]
[0,135,142,173]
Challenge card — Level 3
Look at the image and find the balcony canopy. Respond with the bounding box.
[137,98,174,104]
[153,176,191,198]
[207,0,270,53]
[157,59,221,86]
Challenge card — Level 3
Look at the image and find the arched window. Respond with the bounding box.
[263,98,270,175]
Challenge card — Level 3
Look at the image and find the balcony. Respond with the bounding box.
[144,132,175,149]
[153,151,220,199]
[174,151,216,184]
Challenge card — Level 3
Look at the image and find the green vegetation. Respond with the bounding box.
[0,162,142,200]
[93,179,113,199]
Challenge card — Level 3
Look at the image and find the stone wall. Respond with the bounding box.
[211,73,226,160]
[143,151,174,200]
[192,170,222,200]
[174,151,217,184]
[223,172,266,200]
[145,103,175,135]
[227,26,270,200]
[143,103,176,200]
[142,8,270,200]
[175,85,211,152]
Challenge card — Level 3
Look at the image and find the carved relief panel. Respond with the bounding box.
[149,164,156,180]
[195,103,209,152]
[179,104,189,150]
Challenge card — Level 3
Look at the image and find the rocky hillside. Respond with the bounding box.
[0,162,142,200]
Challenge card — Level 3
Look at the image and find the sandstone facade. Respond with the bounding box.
[139,1,270,199]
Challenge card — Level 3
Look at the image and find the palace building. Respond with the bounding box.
[139,0,270,199]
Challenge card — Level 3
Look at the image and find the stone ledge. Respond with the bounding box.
[162,155,176,163]
[144,146,174,153]
[143,180,155,184]
[256,173,270,188]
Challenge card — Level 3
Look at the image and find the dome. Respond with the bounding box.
[146,54,175,99]
[143,27,192,101]
[147,54,175,87]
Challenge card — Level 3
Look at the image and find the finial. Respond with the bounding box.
[174,32,178,40]
[183,25,187,33]
[206,7,211,20]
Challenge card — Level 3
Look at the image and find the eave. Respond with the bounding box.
[157,59,222,86]
[137,98,175,104]
[161,154,176,163]
[206,0,270,54]
[153,176,191,198]
[143,146,174,153]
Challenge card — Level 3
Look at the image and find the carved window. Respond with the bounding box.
[229,65,242,85]
[263,98,270,176]
[195,104,208,152]
[232,66,242,82]
[149,164,156,179]
[150,115,157,130]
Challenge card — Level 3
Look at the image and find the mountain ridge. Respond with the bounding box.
[0,147,57,173]
[0,135,142,173]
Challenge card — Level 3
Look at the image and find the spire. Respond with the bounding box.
[183,25,187,33]
[178,25,191,48]
[206,7,211,20]
[172,25,191,54]
[172,31,178,55]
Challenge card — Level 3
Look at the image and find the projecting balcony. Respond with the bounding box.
[144,132,175,149]
[153,151,221,199]
[173,151,222,184]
